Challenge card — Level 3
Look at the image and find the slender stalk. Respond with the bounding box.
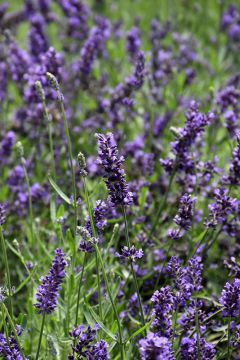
[95,245,125,360]
[2,303,24,358]
[195,302,201,360]
[0,225,13,318]
[83,177,103,321]
[1,303,10,347]
[227,316,231,359]
[21,157,34,244]
[36,81,56,181]
[35,314,46,360]
[57,96,77,232]
[75,253,86,327]
[122,206,145,332]
[172,306,179,346]
[150,170,176,236]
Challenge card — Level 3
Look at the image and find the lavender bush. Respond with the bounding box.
[0,0,240,359]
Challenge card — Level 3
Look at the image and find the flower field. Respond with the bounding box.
[0,0,240,359]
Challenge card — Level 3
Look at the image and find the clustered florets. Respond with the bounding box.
[35,248,67,314]
[96,133,133,206]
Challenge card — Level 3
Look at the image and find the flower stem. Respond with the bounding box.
[150,170,176,236]
[227,316,231,359]
[2,302,24,358]
[83,177,103,321]
[21,157,34,245]
[95,244,126,360]
[0,225,13,319]
[35,314,46,360]
[75,253,86,327]
[195,302,201,360]
[57,93,77,232]
[122,206,146,332]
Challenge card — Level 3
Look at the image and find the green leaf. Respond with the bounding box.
[14,270,35,295]
[127,320,151,343]
[87,305,118,342]
[48,175,72,205]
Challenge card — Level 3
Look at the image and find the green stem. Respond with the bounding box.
[2,303,24,358]
[21,157,34,244]
[0,225,13,318]
[172,306,179,346]
[150,170,176,236]
[83,177,103,321]
[41,96,56,181]
[35,314,46,360]
[95,244,125,360]
[1,303,10,347]
[227,316,231,359]
[122,206,146,332]
[195,302,201,360]
[75,254,86,327]
[57,94,77,232]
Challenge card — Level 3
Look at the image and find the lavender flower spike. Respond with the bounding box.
[95,133,133,206]
[35,248,68,314]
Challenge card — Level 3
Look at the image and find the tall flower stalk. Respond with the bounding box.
[35,80,56,181]
[0,204,13,319]
[46,72,77,231]
[16,142,34,246]
[96,133,145,329]
[34,248,67,358]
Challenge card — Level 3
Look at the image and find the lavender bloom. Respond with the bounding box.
[205,188,237,228]
[180,337,216,359]
[161,102,214,174]
[0,131,16,165]
[57,0,89,42]
[219,278,240,317]
[151,287,175,337]
[178,301,205,333]
[174,194,197,231]
[0,327,24,360]
[77,226,98,253]
[0,62,7,102]
[221,5,240,43]
[91,340,109,360]
[139,333,175,360]
[35,248,67,314]
[116,246,143,262]
[96,133,133,206]
[167,256,203,306]
[224,132,240,185]
[69,324,109,359]
[28,14,48,58]
[224,257,240,278]
[126,26,141,60]
[8,42,30,83]
[85,200,108,236]
[216,86,240,113]
[0,203,6,226]
[231,323,240,349]
[126,51,145,90]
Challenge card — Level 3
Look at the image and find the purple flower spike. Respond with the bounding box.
[139,332,175,360]
[35,248,68,314]
[220,278,240,317]
[96,133,133,207]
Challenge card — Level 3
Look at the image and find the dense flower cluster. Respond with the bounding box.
[96,133,133,206]
[139,333,175,360]
[69,324,109,360]
[0,327,24,360]
[35,248,67,314]
[219,278,240,317]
